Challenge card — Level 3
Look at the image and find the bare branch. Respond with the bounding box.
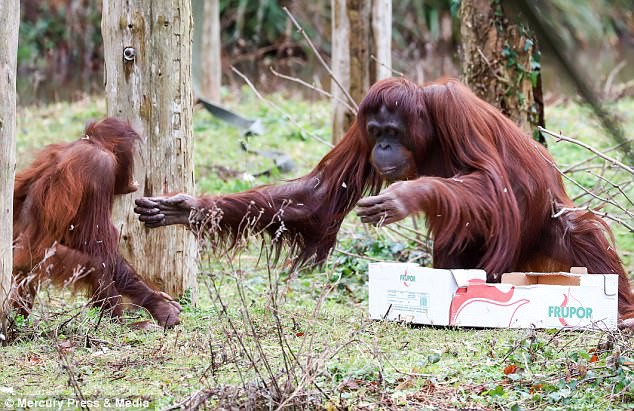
[533,143,633,231]
[333,247,384,262]
[603,61,626,98]
[476,47,510,85]
[383,225,432,253]
[552,206,633,232]
[540,127,633,175]
[587,172,633,208]
[269,66,357,113]
[370,54,404,77]
[231,66,333,148]
[282,6,359,113]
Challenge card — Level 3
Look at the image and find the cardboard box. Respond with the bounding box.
[368,263,618,329]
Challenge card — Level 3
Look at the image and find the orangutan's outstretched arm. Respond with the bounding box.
[134,175,353,265]
[135,178,319,231]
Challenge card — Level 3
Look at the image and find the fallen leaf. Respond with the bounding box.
[27,353,43,365]
[530,383,544,394]
[504,364,518,375]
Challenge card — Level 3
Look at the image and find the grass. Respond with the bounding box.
[2,92,633,410]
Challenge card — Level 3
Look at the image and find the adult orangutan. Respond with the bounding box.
[135,77,634,323]
[13,118,181,327]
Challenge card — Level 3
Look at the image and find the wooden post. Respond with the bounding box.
[331,0,371,143]
[0,0,19,333]
[102,1,198,302]
[371,0,392,82]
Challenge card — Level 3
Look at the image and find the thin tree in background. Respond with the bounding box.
[101,1,198,302]
[331,0,370,143]
[331,0,392,143]
[371,0,392,83]
[460,0,545,142]
[193,0,222,102]
[0,0,19,336]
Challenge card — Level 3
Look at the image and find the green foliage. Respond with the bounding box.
[221,0,289,46]
[18,4,68,66]
[480,332,634,409]
[332,234,428,281]
[178,288,194,309]
[548,0,632,47]
[450,0,462,17]
[326,234,429,302]
[392,0,458,50]
[17,1,103,103]
[497,20,543,142]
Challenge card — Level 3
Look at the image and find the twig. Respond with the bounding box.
[540,127,633,175]
[610,79,634,99]
[586,172,633,208]
[535,144,631,216]
[370,54,404,77]
[231,66,333,148]
[571,179,630,207]
[381,353,434,378]
[533,144,633,231]
[384,225,432,252]
[603,61,626,98]
[553,206,633,232]
[562,141,630,173]
[209,274,272,394]
[477,48,510,85]
[53,331,88,407]
[282,6,359,112]
[394,220,430,242]
[199,241,347,409]
[163,388,214,411]
[567,164,625,174]
[269,66,357,113]
[334,248,385,262]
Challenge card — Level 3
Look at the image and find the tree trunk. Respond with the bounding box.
[460,0,545,142]
[192,0,222,102]
[371,0,392,82]
[331,0,371,143]
[102,1,198,302]
[201,0,221,102]
[0,0,19,334]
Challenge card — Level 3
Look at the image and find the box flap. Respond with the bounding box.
[369,262,420,273]
[450,269,487,287]
[502,272,581,286]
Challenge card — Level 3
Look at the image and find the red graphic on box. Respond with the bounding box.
[401,268,411,287]
[559,294,568,327]
[557,289,584,327]
[449,279,530,326]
